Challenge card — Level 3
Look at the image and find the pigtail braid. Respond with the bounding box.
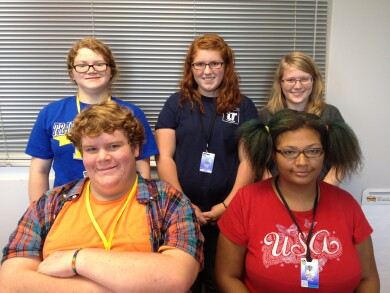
[237,119,273,179]
[326,119,363,180]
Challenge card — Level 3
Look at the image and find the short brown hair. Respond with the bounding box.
[67,100,145,156]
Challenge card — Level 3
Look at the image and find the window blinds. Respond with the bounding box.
[0,0,328,166]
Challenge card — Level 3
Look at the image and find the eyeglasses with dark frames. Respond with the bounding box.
[73,63,108,73]
[191,62,224,70]
[275,148,324,159]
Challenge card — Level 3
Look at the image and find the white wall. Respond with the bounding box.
[327,0,390,198]
[0,167,31,255]
[0,0,388,289]
[327,0,390,291]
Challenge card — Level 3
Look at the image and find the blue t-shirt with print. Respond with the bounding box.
[26,96,158,187]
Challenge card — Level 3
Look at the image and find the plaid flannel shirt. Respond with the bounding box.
[2,175,204,267]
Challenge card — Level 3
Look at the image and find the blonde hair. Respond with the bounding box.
[267,52,325,116]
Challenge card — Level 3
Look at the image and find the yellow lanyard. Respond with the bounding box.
[76,94,111,114]
[85,175,138,250]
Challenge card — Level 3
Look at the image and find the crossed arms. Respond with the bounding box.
[0,248,199,292]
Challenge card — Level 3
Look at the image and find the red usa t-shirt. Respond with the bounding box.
[218,179,372,293]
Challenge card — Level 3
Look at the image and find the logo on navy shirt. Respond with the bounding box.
[222,108,240,124]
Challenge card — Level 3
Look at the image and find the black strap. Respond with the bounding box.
[275,176,319,262]
[196,100,217,152]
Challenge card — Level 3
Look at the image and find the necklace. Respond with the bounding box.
[274,176,319,262]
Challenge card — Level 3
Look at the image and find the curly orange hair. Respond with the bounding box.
[67,100,145,156]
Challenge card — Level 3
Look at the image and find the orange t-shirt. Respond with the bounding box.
[43,184,151,259]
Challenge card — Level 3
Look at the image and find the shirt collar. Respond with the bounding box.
[62,174,155,203]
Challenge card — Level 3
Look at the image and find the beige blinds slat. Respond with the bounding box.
[0,0,328,166]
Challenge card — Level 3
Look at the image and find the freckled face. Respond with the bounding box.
[82,130,139,200]
[192,49,224,97]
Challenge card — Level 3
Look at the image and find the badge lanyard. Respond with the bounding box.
[85,175,138,250]
[197,101,218,173]
[197,103,217,152]
[76,94,111,114]
[274,176,319,262]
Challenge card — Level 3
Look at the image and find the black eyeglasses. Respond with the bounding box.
[191,61,224,70]
[73,63,108,73]
[275,148,324,159]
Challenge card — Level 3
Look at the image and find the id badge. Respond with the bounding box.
[300,258,319,288]
[200,152,215,173]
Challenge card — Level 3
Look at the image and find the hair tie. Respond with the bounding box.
[265,125,269,133]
